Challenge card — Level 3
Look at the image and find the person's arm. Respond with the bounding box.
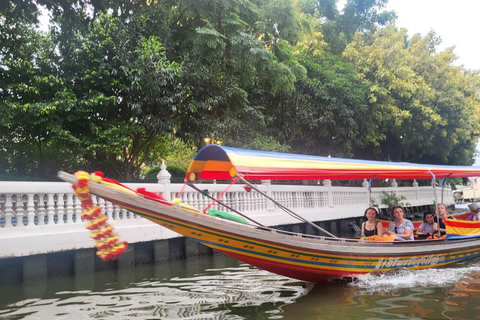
[418,223,425,233]
[385,223,394,236]
[396,228,413,240]
[376,222,384,237]
[361,222,365,237]
[432,222,438,233]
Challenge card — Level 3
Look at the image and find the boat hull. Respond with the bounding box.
[59,172,480,282]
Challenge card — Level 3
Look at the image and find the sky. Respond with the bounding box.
[381,0,480,164]
[384,0,480,71]
[338,0,480,164]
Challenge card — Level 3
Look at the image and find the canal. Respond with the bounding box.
[1,253,480,319]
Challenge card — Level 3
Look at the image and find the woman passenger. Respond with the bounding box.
[385,205,414,241]
[467,203,480,221]
[360,207,384,238]
[435,203,455,234]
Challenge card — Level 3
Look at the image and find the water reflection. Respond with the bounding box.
[0,254,312,320]
[282,261,480,319]
[2,255,480,319]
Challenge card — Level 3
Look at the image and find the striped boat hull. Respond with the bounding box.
[59,172,480,282]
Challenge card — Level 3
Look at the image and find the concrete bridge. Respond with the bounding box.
[0,164,454,283]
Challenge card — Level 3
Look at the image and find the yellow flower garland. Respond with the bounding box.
[73,171,128,261]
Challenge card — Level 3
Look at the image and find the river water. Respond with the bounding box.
[1,253,480,319]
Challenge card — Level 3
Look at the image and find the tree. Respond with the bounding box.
[317,0,397,53]
[258,53,371,157]
[53,13,188,179]
[0,1,82,179]
[343,25,480,164]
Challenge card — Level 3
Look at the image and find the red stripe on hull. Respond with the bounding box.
[217,250,361,282]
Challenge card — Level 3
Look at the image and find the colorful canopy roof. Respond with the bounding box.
[186,145,480,181]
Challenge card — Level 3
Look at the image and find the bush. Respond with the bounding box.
[377,191,411,218]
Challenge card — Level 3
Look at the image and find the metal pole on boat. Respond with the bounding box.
[429,171,441,238]
[440,177,446,204]
[367,175,377,208]
[238,176,338,238]
[185,181,267,227]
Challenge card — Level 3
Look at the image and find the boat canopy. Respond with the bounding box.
[186,145,480,181]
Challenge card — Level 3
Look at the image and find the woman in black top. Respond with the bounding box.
[361,207,384,237]
[434,203,455,235]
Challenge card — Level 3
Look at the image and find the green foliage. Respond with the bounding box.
[143,165,187,183]
[259,53,371,157]
[380,191,411,214]
[2,0,480,182]
[318,0,397,53]
[343,26,480,164]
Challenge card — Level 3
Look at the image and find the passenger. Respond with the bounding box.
[467,203,480,221]
[385,205,414,241]
[435,203,455,234]
[360,207,384,238]
[418,211,437,235]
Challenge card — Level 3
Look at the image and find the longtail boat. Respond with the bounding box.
[58,145,480,282]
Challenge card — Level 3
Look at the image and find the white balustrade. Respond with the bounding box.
[0,172,454,251]
[0,172,457,259]
[0,176,454,231]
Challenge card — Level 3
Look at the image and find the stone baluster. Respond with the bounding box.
[56,193,65,224]
[225,192,232,211]
[114,204,121,220]
[187,192,194,208]
[105,200,113,220]
[25,194,36,227]
[195,192,201,209]
[74,195,82,223]
[4,194,14,228]
[234,191,239,212]
[198,189,210,208]
[46,193,56,225]
[97,197,108,218]
[244,191,250,212]
[157,160,171,201]
[37,194,46,226]
[120,208,128,220]
[261,180,273,211]
[65,193,74,224]
[323,180,334,208]
[203,192,211,210]
[412,179,420,201]
[240,191,245,211]
[15,194,25,228]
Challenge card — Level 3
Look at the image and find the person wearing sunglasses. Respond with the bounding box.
[385,205,414,241]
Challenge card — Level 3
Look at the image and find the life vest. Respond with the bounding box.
[427,234,447,240]
[364,235,395,242]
